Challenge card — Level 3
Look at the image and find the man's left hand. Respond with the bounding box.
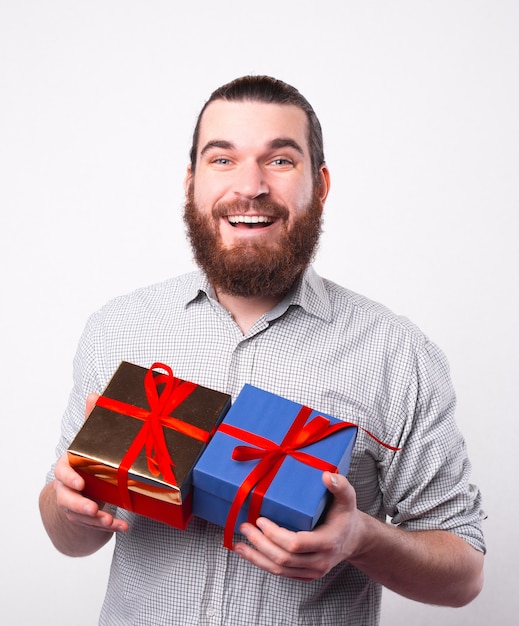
[234,471,362,581]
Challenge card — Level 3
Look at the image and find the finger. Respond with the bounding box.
[64,506,128,532]
[253,518,317,554]
[54,453,105,519]
[322,472,357,511]
[54,476,99,516]
[55,479,128,532]
[85,392,100,419]
[323,470,347,493]
[253,516,336,555]
[237,520,325,579]
[234,531,320,581]
[234,541,317,581]
[54,453,85,491]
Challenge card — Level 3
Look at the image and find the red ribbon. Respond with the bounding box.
[221,406,400,549]
[95,363,208,511]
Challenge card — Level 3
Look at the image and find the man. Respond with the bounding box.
[39,75,485,625]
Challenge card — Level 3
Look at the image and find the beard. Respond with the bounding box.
[183,186,323,298]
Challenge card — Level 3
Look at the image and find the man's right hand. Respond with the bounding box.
[39,393,128,556]
[53,451,128,533]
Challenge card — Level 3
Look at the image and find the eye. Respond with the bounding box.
[270,157,293,167]
[211,157,233,166]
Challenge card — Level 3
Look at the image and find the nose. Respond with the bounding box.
[233,160,269,200]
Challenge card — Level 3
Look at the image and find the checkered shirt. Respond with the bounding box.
[46,266,485,626]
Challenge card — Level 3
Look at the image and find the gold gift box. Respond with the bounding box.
[68,361,231,528]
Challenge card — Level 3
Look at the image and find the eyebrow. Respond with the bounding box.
[200,140,234,156]
[267,138,305,156]
[199,137,305,157]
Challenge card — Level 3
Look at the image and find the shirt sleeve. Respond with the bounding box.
[45,310,105,483]
[380,340,486,553]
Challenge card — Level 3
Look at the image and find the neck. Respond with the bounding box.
[215,290,285,334]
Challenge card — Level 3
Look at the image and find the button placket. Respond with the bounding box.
[202,525,230,625]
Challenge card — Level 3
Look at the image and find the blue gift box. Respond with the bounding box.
[192,384,357,544]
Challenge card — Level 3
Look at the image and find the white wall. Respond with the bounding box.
[2,1,517,624]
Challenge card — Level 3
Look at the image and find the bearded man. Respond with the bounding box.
[40,75,485,626]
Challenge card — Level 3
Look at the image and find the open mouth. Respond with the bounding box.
[227,215,276,229]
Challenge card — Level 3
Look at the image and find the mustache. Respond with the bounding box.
[212,197,290,221]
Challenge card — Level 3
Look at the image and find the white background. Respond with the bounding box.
[1,1,517,624]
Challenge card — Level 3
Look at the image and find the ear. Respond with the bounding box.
[317,165,331,205]
[184,165,193,195]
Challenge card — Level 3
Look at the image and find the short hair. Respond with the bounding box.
[189,75,325,179]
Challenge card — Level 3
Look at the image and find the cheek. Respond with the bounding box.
[190,177,212,208]
[192,187,211,212]
[281,176,314,206]
[287,190,314,220]
[192,173,230,207]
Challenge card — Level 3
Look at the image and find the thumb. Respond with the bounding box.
[85,392,100,420]
[323,471,356,506]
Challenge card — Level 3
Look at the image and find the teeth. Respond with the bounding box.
[228,215,273,224]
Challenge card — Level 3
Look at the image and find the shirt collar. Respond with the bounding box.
[184,265,332,323]
[271,265,333,323]
[183,271,214,305]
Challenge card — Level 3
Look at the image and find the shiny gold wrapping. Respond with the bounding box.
[67,361,231,526]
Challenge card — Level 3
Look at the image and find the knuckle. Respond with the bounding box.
[315,565,330,579]
[271,551,291,569]
[270,563,286,577]
[284,535,302,554]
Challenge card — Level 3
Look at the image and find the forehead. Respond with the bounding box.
[197,100,310,155]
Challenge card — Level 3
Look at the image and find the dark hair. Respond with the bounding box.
[189,75,325,179]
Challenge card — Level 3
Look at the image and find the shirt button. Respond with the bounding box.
[206,606,216,618]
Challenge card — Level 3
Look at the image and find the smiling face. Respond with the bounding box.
[183,99,330,298]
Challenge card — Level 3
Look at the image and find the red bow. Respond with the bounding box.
[95,363,207,511]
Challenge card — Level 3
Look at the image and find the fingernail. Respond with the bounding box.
[330,473,338,487]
